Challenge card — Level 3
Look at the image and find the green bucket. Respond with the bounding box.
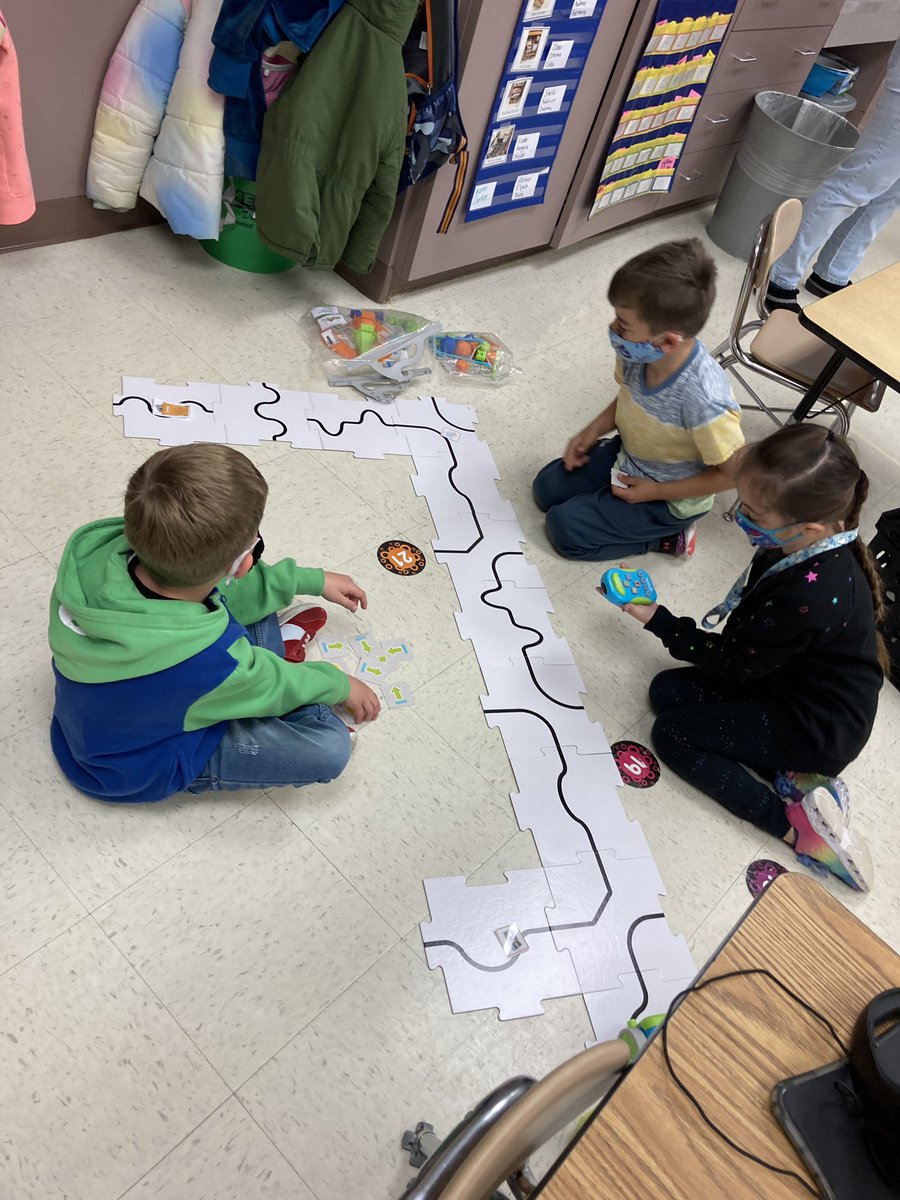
[200,178,295,274]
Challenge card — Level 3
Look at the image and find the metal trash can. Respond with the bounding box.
[707,91,859,260]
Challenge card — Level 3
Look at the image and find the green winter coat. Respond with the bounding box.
[256,0,420,273]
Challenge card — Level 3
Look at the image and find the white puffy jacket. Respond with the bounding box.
[86,0,224,240]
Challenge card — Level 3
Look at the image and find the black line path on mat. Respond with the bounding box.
[253,385,659,1016]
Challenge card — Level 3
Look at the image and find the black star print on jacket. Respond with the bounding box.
[646,544,882,774]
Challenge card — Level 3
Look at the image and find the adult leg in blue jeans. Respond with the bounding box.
[533,438,693,561]
[187,612,351,793]
[770,39,900,293]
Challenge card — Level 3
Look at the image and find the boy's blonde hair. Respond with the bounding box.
[608,237,717,336]
[124,444,268,587]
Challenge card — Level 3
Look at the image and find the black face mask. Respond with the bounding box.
[251,533,265,566]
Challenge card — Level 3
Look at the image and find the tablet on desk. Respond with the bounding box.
[772,1023,900,1200]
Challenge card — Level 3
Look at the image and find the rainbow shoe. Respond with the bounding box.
[784,784,873,892]
[775,771,851,822]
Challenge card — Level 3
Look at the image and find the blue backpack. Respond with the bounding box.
[399,0,469,233]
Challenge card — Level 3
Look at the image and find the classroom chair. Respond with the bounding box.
[711,198,884,437]
[398,1038,630,1199]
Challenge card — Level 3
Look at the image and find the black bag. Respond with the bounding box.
[399,0,469,233]
[869,508,900,686]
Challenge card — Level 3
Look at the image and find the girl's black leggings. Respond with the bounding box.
[649,667,796,838]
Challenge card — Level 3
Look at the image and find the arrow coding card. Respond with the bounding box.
[353,632,382,657]
[380,641,412,662]
[382,680,415,709]
[355,655,387,680]
[317,635,355,661]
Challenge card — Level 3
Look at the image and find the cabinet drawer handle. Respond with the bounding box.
[704,114,730,124]
[680,171,704,182]
[794,47,817,55]
[732,53,758,63]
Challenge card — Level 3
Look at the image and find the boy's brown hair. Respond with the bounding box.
[607,237,717,336]
[124,444,268,587]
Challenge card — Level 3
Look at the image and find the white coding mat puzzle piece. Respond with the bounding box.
[218,383,321,449]
[543,852,694,998]
[509,747,648,868]
[421,871,581,1019]
[431,514,526,561]
[583,968,696,1049]
[113,388,226,446]
[305,393,410,459]
[527,658,588,709]
[395,395,477,433]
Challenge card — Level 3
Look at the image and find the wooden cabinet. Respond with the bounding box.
[709,27,831,92]
[349,0,846,299]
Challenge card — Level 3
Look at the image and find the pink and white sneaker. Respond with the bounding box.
[279,605,327,663]
[657,523,697,558]
[784,785,873,892]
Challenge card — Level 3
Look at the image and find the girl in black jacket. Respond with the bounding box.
[625,424,886,892]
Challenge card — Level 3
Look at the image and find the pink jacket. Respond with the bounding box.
[0,11,35,225]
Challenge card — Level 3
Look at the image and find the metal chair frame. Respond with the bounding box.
[710,214,857,437]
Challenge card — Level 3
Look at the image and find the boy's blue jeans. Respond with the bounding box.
[186,613,351,794]
[533,438,694,561]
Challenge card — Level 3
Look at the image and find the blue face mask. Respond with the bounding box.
[608,327,666,363]
[734,507,803,550]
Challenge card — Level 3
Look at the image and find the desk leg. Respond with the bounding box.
[789,350,845,424]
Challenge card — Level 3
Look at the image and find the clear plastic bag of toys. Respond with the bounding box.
[309,306,440,382]
[430,332,516,384]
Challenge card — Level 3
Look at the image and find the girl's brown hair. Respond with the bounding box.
[738,424,889,673]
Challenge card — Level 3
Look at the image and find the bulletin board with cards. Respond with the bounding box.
[465,0,608,222]
[590,0,734,216]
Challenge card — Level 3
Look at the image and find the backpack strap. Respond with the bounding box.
[437,132,468,234]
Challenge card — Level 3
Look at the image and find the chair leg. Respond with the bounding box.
[726,368,786,427]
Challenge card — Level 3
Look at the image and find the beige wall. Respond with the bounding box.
[3,0,138,202]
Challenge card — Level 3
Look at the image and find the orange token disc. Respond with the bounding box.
[377,540,426,576]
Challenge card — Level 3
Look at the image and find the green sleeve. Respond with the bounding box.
[184,635,350,731]
[223,559,325,627]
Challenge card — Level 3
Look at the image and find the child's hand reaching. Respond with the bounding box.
[563,430,597,471]
[323,571,368,612]
[624,602,659,625]
[345,676,381,723]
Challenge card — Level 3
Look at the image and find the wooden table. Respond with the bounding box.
[792,262,900,422]
[535,875,900,1199]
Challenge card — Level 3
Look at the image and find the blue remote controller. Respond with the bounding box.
[598,567,657,607]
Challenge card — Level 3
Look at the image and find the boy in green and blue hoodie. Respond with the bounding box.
[48,443,381,803]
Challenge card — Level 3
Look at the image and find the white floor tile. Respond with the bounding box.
[0,556,57,735]
[277,710,518,933]
[0,511,38,569]
[239,940,591,1200]
[3,204,899,1200]
[309,518,475,691]
[0,805,86,974]
[119,1099,314,1200]
[0,919,227,1200]
[95,798,397,1088]
[0,722,260,911]
[0,408,144,552]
